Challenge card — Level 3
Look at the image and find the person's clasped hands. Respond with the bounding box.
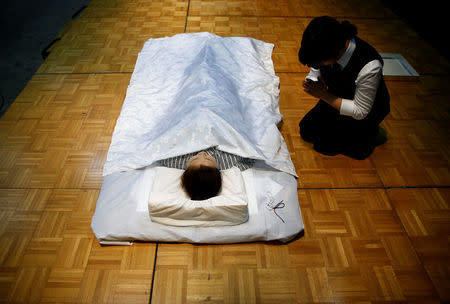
[302,77,329,101]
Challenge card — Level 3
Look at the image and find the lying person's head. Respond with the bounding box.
[182,151,222,200]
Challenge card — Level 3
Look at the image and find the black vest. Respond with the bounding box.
[320,37,390,125]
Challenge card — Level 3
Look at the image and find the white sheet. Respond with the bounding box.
[103,32,296,177]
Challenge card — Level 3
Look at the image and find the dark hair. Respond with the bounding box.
[298,16,357,66]
[181,165,222,200]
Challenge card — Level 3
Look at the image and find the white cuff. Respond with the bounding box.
[340,99,354,117]
[306,68,320,82]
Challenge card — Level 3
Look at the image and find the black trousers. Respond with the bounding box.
[299,100,379,159]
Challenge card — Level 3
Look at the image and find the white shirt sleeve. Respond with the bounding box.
[306,68,321,82]
[339,60,383,120]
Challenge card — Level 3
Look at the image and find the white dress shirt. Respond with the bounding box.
[306,38,383,120]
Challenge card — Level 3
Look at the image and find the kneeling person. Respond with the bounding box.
[298,16,390,159]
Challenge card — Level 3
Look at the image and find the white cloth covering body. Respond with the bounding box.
[103,32,296,177]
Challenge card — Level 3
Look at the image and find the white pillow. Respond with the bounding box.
[148,166,248,227]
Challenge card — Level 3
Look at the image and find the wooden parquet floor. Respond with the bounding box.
[1,0,449,303]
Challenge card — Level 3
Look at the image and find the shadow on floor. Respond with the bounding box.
[0,0,91,117]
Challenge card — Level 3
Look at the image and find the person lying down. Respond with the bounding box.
[158,147,255,200]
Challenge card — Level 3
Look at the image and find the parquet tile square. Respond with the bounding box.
[0,267,19,302]
[0,235,31,268]
[86,244,131,271]
[33,211,70,238]
[327,267,370,301]
[112,270,154,304]
[256,268,297,302]
[4,211,42,236]
[301,267,334,303]
[287,239,325,267]
[225,269,258,303]
[380,235,421,267]
[359,265,405,302]
[64,212,96,238]
[351,239,391,266]
[54,237,93,269]
[0,209,14,237]
[0,189,28,211]
[77,269,120,303]
[7,267,51,303]
[40,268,85,303]
[21,238,62,267]
[321,237,358,267]
[152,266,187,303]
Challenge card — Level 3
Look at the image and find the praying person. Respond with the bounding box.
[158,148,254,200]
[298,16,390,159]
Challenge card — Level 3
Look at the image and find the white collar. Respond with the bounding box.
[337,38,355,69]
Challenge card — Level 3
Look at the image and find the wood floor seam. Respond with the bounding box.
[149,243,159,304]
[184,0,191,33]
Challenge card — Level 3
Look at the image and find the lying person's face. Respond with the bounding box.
[187,151,218,169]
